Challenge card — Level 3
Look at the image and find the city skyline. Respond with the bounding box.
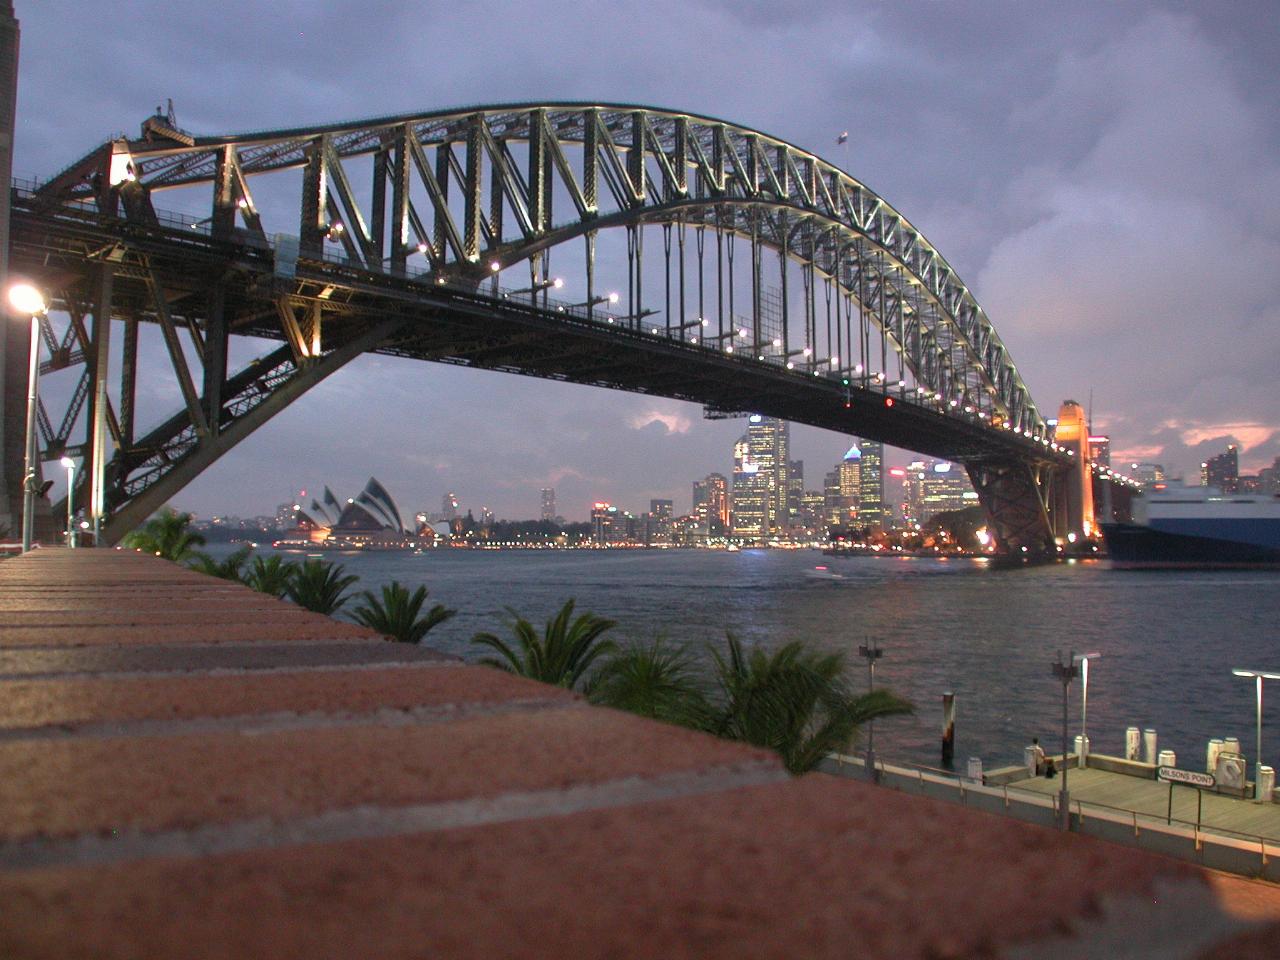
[9,2,1278,522]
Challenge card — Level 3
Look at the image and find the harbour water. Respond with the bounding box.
[235,545,1280,771]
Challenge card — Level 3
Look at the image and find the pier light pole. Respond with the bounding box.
[1051,650,1079,830]
[858,639,884,781]
[1075,651,1101,760]
[60,456,76,547]
[1231,669,1280,799]
[9,282,48,552]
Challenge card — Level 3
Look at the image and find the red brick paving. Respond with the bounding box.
[3,547,1280,958]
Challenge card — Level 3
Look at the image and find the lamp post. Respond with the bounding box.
[1051,650,1079,830]
[1075,651,1101,762]
[9,283,48,553]
[1231,669,1280,799]
[858,639,884,781]
[60,456,76,547]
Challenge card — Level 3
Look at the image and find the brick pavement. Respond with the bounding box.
[2,547,1279,958]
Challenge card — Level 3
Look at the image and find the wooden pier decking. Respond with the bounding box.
[3,547,1280,959]
[1011,767,1280,842]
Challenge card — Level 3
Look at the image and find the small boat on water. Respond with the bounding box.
[1102,485,1280,569]
[805,564,846,581]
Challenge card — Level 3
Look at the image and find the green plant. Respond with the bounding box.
[189,546,252,582]
[351,581,456,643]
[288,559,359,615]
[242,554,298,597]
[706,633,913,774]
[471,599,616,689]
[121,509,206,563]
[587,639,711,727]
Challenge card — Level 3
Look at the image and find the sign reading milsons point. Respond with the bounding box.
[1158,767,1215,789]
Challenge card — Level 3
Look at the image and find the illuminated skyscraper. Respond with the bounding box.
[1088,436,1111,469]
[441,492,459,522]
[732,435,768,536]
[1203,445,1239,492]
[920,462,975,518]
[836,443,861,527]
[694,473,730,534]
[732,416,790,536]
[540,487,556,522]
[857,440,885,529]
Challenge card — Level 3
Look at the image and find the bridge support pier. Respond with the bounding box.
[967,459,1058,560]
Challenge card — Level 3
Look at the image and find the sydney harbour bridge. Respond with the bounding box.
[1,101,1121,556]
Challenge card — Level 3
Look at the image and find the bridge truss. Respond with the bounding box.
[9,102,1072,551]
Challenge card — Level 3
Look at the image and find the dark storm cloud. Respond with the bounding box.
[13,1,1278,519]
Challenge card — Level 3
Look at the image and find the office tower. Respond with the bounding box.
[787,460,804,530]
[732,415,790,536]
[1203,445,1239,493]
[920,461,975,518]
[1088,435,1111,469]
[540,487,556,522]
[857,440,885,529]
[823,468,842,529]
[1129,463,1166,486]
[702,473,729,534]
[837,443,861,526]
[732,433,768,537]
[441,492,459,521]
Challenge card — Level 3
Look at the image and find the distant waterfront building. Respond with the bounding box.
[1260,457,1280,495]
[799,490,825,531]
[480,506,495,527]
[441,492,459,522]
[1088,435,1111,469]
[822,467,842,529]
[694,473,730,534]
[857,440,885,529]
[591,502,619,545]
[292,478,407,546]
[731,435,768,537]
[1129,462,1166,485]
[835,444,861,527]
[540,487,556,522]
[650,499,673,519]
[730,415,790,537]
[920,462,975,518]
[787,460,805,530]
[1202,445,1239,492]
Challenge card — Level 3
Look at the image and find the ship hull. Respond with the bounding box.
[1102,522,1280,569]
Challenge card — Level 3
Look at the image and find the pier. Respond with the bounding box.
[4,548,1280,958]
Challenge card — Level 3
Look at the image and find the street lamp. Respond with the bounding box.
[858,639,884,781]
[60,456,76,548]
[1074,651,1101,761]
[1231,668,1280,799]
[1051,650,1079,830]
[9,282,48,552]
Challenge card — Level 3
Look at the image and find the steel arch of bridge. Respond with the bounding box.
[16,101,1069,551]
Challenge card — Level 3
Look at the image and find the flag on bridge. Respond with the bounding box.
[836,131,849,145]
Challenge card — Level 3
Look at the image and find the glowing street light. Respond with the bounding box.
[858,639,884,781]
[1074,651,1101,760]
[9,282,48,552]
[1050,650,1079,830]
[60,456,76,548]
[1231,668,1280,799]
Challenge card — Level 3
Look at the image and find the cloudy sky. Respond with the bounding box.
[12,1,1279,521]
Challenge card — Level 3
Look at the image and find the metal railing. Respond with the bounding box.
[825,752,1280,878]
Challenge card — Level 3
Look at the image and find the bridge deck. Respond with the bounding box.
[2,548,1279,958]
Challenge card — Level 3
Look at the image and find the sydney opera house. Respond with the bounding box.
[279,478,412,549]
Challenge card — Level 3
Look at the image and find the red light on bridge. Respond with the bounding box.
[885,397,895,407]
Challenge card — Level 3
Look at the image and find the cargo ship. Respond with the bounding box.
[1102,486,1280,568]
